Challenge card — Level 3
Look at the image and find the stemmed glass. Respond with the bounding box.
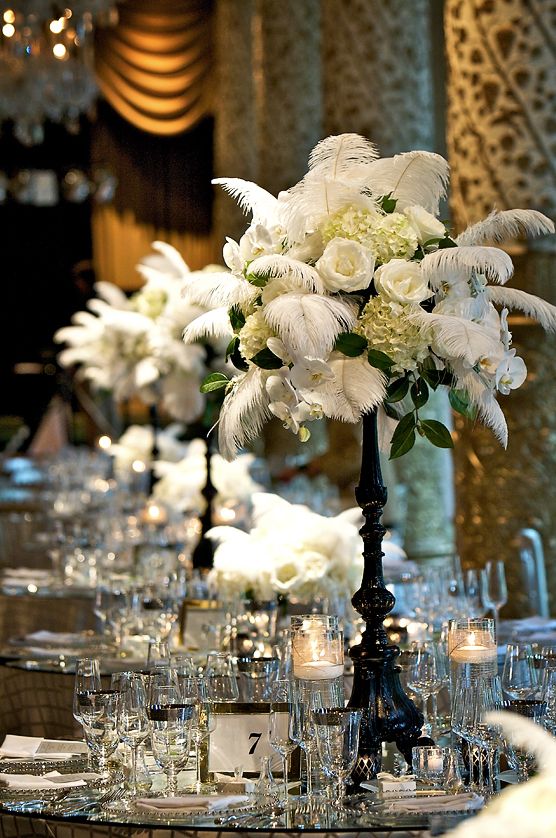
[407,642,444,735]
[480,560,508,623]
[116,672,150,801]
[149,678,194,796]
[180,676,217,793]
[472,675,504,798]
[268,679,297,807]
[312,708,362,806]
[503,699,546,781]
[464,569,485,618]
[451,676,483,792]
[289,684,317,801]
[204,653,239,702]
[73,657,101,728]
[146,640,171,670]
[79,690,120,779]
[502,643,538,699]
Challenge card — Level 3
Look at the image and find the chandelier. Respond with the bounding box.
[0,1,117,145]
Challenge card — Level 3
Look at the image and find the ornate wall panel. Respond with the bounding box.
[321,0,438,155]
[445,1,556,613]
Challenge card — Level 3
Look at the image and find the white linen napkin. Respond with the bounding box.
[23,631,82,645]
[0,735,88,760]
[382,792,483,813]
[0,771,94,790]
[135,794,250,813]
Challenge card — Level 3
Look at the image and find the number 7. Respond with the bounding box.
[248,732,262,754]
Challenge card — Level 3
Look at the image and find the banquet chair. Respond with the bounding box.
[517,527,549,618]
[0,594,96,644]
[0,666,81,741]
[0,511,49,569]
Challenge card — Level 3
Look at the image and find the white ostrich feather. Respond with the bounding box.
[452,365,508,447]
[151,240,191,276]
[307,133,379,178]
[247,254,325,293]
[93,281,129,309]
[184,272,258,309]
[212,177,279,226]
[421,246,514,287]
[263,293,355,357]
[182,307,233,343]
[280,177,376,243]
[456,209,555,247]
[486,711,556,772]
[322,356,386,422]
[409,309,500,366]
[361,150,449,213]
[485,285,556,332]
[218,367,272,461]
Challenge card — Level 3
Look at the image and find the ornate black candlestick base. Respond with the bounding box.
[347,410,423,782]
[191,435,217,569]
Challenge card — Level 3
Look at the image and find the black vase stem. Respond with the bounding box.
[348,409,423,780]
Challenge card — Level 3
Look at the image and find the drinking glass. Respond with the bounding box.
[179,676,217,793]
[406,642,444,734]
[312,708,362,805]
[147,667,181,707]
[472,675,504,797]
[149,703,194,796]
[105,587,133,650]
[146,640,171,670]
[268,679,297,806]
[502,643,537,699]
[464,569,485,618]
[73,658,101,725]
[411,746,446,787]
[480,560,508,622]
[79,690,120,778]
[237,657,279,702]
[451,675,482,791]
[503,699,546,781]
[289,684,318,800]
[116,673,150,799]
[204,653,239,702]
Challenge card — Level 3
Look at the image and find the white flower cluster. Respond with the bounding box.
[181,134,555,459]
[206,493,407,603]
[54,242,218,423]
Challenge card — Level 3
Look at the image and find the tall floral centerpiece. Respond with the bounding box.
[181,134,556,778]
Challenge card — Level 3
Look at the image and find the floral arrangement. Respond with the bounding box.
[54,242,221,423]
[109,423,190,472]
[181,134,555,460]
[206,492,407,603]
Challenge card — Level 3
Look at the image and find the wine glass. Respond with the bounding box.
[406,642,444,735]
[289,683,318,801]
[480,560,508,623]
[149,701,194,796]
[146,640,171,670]
[73,658,101,726]
[312,707,362,806]
[464,569,485,618]
[79,690,120,778]
[116,672,150,800]
[472,675,504,798]
[204,653,239,702]
[502,643,537,699]
[503,699,546,781]
[268,679,297,806]
[180,677,217,793]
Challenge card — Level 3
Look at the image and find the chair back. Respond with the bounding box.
[517,528,549,618]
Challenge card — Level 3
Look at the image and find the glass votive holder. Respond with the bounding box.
[412,745,446,787]
[448,617,497,674]
[290,614,344,681]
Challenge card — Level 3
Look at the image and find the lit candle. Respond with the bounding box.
[450,630,497,664]
[140,502,168,527]
[293,659,344,680]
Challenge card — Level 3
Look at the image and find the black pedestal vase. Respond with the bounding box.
[191,435,217,569]
[347,409,424,781]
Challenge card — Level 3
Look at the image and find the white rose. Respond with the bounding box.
[373,259,431,303]
[403,205,446,243]
[316,237,375,292]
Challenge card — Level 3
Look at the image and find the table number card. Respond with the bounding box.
[202,702,298,779]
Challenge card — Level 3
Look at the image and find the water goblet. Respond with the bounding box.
[149,703,194,796]
[146,640,171,670]
[237,657,279,702]
[204,653,239,702]
[116,672,150,800]
[73,657,101,726]
[407,642,444,735]
[312,707,362,806]
[80,690,120,779]
[502,643,537,699]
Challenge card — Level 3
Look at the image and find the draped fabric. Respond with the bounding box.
[94,0,214,136]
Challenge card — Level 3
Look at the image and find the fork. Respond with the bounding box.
[48,786,125,815]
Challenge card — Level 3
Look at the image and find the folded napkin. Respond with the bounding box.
[382,792,483,813]
[23,631,82,645]
[0,735,88,760]
[0,771,94,790]
[135,794,250,813]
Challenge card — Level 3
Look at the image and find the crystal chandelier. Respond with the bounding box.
[0,1,117,146]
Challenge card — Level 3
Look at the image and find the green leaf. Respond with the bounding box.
[335,332,368,357]
[419,363,454,390]
[225,336,239,362]
[437,236,458,249]
[419,419,454,448]
[421,236,445,249]
[410,378,429,409]
[245,272,269,288]
[250,347,283,370]
[200,373,229,394]
[383,401,399,420]
[380,193,397,213]
[229,305,245,332]
[449,388,478,420]
[230,344,249,372]
[386,375,410,402]
[390,413,416,459]
[368,348,395,373]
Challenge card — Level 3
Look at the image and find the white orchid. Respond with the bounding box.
[55,242,222,423]
[182,134,555,459]
[110,423,190,473]
[207,492,408,603]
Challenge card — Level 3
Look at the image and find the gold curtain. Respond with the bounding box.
[94,0,213,136]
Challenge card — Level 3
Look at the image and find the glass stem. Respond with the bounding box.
[431,693,439,733]
[283,755,289,804]
[130,745,137,797]
[195,742,202,791]
[167,763,177,796]
[305,749,313,798]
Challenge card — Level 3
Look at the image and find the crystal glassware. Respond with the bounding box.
[312,707,362,805]
[149,703,194,796]
[502,643,537,699]
[116,672,150,800]
[406,642,444,735]
[73,657,101,726]
[411,746,446,788]
[480,560,508,623]
[268,679,297,806]
[204,653,239,702]
[79,690,120,778]
[237,656,279,702]
[146,640,171,670]
[179,676,217,794]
